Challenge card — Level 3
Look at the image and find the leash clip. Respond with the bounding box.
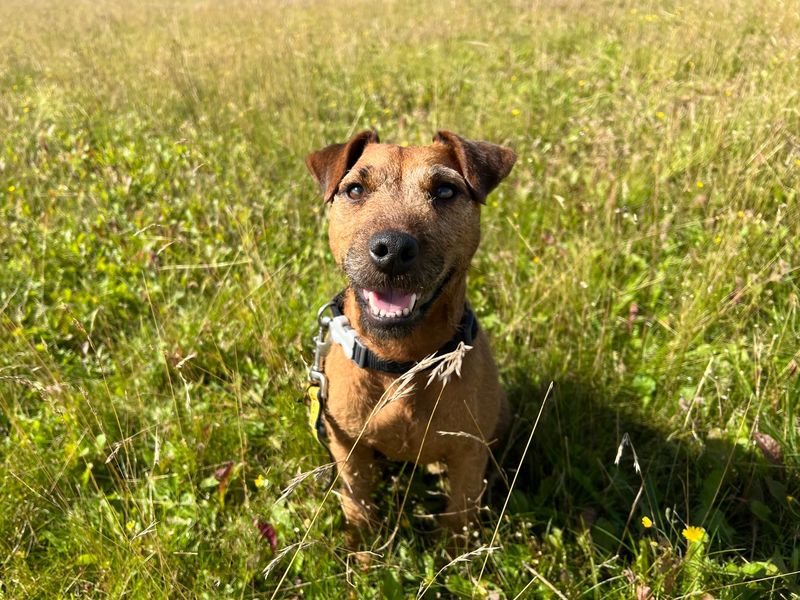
[308,301,337,400]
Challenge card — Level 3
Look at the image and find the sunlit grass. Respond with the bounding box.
[1,0,799,597]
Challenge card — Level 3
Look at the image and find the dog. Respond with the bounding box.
[305,130,516,536]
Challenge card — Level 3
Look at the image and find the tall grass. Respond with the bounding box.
[1,0,798,597]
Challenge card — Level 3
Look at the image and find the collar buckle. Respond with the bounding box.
[351,339,369,369]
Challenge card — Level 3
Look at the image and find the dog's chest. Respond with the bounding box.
[361,393,437,460]
[325,361,448,462]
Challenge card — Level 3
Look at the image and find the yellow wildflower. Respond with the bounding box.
[794,159,800,167]
[511,108,521,117]
[7,185,15,193]
[696,181,704,189]
[655,111,666,120]
[682,526,705,543]
[641,516,653,528]
[254,474,266,488]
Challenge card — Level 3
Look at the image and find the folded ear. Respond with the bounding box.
[305,130,380,202]
[433,130,516,203]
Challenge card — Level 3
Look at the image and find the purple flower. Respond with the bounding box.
[254,519,277,552]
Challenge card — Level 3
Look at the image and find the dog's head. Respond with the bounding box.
[306,130,515,338]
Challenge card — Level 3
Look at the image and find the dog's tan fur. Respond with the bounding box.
[306,130,515,533]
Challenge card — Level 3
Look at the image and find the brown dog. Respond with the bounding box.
[306,130,515,535]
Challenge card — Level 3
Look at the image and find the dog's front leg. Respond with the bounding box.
[327,427,377,532]
[441,443,489,532]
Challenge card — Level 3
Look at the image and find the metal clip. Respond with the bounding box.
[308,301,336,401]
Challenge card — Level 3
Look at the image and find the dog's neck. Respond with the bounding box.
[342,278,468,363]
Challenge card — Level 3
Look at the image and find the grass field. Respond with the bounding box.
[1,0,799,597]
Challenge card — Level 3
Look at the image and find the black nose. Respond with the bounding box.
[368,230,419,275]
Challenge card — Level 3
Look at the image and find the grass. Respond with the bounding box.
[1,0,799,596]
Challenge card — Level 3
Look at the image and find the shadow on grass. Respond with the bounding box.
[492,372,799,570]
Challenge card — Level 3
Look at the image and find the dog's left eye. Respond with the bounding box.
[433,184,457,200]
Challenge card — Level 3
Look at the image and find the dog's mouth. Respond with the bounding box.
[353,268,454,331]
[362,288,418,320]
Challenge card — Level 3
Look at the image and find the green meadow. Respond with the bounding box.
[1,0,798,597]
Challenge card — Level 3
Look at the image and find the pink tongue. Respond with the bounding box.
[369,289,413,313]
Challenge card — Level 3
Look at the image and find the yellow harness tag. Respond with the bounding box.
[306,385,327,444]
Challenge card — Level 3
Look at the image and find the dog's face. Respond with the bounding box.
[307,131,515,338]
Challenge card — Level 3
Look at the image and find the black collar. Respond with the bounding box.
[330,290,479,374]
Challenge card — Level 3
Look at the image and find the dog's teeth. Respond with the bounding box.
[371,305,379,316]
[379,309,386,318]
[409,294,417,311]
[402,308,410,316]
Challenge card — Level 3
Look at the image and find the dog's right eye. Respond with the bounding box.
[345,183,365,200]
